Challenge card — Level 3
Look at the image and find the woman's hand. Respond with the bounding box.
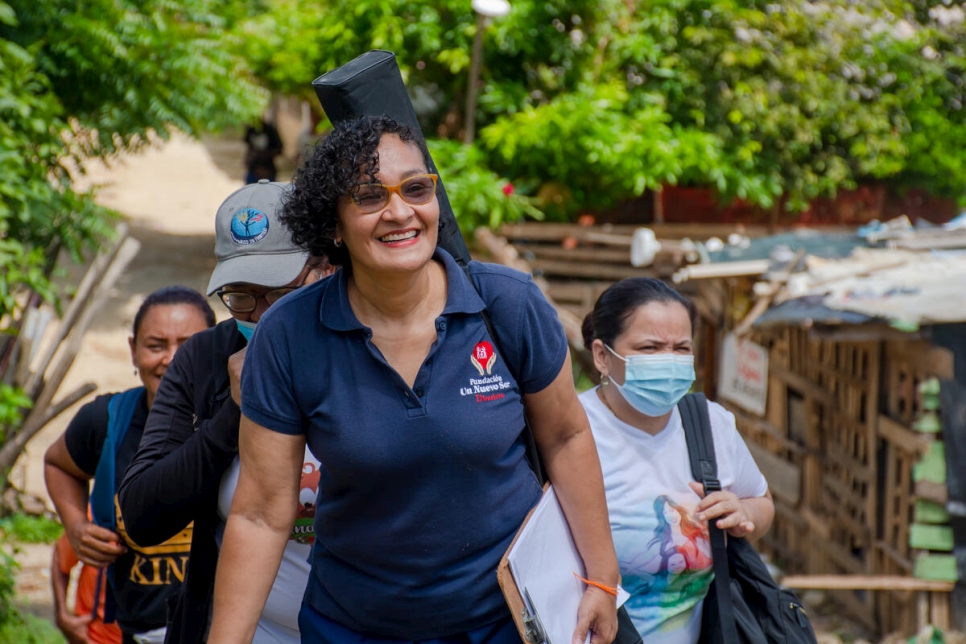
[66,520,126,567]
[688,482,756,538]
[56,608,92,644]
[228,346,247,405]
[573,586,618,644]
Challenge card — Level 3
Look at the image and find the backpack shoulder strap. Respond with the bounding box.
[90,387,144,530]
[679,393,719,493]
[88,386,143,624]
[678,393,739,644]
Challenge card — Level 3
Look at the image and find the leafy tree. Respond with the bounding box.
[0,0,264,474]
[235,0,966,222]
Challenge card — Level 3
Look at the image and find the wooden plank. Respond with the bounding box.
[878,414,931,457]
[780,575,954,592]
[876,540,913,573]
[530,259,651,280]
[747,443,801,505]
[727,406,807,455]
[913,553,958,582]
[770,366,836,405]
[672,260,770,283]
[930,591,951,631]
[517,245,630,264]
[916,480,948,505]
[909,524,954,552]
[498,222,775,242]
[888,340,955,380]
[499,223,638,241]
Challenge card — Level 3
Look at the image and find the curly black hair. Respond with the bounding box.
[281,115,432,268]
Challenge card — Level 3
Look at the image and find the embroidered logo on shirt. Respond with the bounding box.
[461,341,512,402]
[470,341,496,376]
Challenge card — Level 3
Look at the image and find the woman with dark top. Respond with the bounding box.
[118,180,332,643]
[44,286,215,644]
[208,115,620,644]
[580,278,773,642]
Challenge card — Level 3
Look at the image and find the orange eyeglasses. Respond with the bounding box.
[348,174,439,214]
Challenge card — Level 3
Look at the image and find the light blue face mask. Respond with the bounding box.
[235,319,257,341]
[606,345,695,417]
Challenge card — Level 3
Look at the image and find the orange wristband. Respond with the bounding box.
[573,572,618,596]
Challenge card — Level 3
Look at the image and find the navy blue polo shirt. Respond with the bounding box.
[241,249,567,639]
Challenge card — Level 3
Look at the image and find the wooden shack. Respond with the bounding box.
[479,221,966,637]
[687,237,966,636]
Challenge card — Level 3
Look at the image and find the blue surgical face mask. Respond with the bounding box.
[235,319,257,341]
[606,345,695,417]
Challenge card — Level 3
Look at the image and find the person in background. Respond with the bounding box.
[118,180,333,644]
[244,119,283,184]
[209,115,619,644]
[580,277,774,643]
[51,530,122,644]
[44,286,216,644]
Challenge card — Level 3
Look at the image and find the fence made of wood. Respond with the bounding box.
[726,322,954,635]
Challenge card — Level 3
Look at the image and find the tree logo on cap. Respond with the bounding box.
[230,208,269,245]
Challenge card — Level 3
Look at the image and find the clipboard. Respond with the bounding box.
[497,486,631,644]
[497,496,545,642]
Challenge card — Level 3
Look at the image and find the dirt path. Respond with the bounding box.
[12,131,249,619]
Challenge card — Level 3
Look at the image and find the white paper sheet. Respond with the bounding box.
[507,485,629,644]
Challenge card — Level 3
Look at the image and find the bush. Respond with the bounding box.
[0,515,62,545]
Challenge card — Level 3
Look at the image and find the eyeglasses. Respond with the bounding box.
[348,173,438,214]
[216,271,312,314]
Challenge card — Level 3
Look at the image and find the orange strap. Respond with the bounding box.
[573,572,618,597]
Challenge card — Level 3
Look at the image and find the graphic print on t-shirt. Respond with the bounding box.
[115,497,192,586]
[617,493,713,636]
[292,452,321,544]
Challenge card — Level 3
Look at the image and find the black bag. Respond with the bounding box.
[678,394,817,644]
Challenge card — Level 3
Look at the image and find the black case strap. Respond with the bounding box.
[466,267,545,484]
[679,393,739,644]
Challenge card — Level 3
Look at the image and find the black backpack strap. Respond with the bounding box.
[464,266,546,484]
[679,393,739,644]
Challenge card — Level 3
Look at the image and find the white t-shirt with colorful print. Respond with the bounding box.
[580,389,768,644]
[217,447,321,643]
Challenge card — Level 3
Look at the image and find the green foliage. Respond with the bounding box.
[237,0,966,220]
[0,547,14,630]
[0,515,63,545]
[0,0,268,464]
[0,611,66,644]
[0,523,65,642]
[429,139,543,230]
[0,385,30,436]
[3,0,266,156]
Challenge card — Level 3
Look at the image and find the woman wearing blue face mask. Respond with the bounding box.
[580,277,774,644]
[118,181,333,644]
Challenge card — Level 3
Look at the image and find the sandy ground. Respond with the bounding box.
[11,131,255,620]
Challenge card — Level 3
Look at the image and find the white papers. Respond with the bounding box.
[507,485,629,644]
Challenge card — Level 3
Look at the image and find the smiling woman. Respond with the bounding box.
[207,115,621,644]
[43,286,215,644]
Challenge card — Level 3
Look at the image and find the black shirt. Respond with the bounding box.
[64,390,189,634]
[118,319,245,643]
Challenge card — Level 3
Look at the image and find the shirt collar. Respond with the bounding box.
[319,248,486,331]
